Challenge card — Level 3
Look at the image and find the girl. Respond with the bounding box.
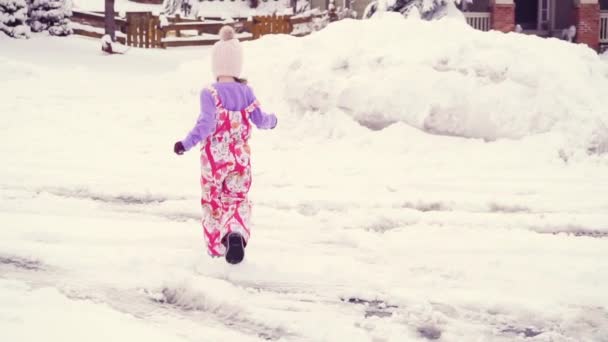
[174,26,277,264]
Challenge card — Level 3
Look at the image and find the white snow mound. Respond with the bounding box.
[240,14,608,153]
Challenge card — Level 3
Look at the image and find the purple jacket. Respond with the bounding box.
[181,82,277,151]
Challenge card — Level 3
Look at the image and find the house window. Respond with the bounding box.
[600,0,608,10]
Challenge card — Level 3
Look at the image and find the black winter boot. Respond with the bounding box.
[223,233,245,265]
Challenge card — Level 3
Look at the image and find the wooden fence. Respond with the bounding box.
[251,15,293,39]
[72,10,333,48]
[159,20,253,47]
[126,12,162,48]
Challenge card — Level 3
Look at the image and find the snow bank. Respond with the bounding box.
[239,14,608,154]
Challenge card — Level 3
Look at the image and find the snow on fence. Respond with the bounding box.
[71,23,127,44]
[159,14,315,46]
[160,20,253,47]
[152,11,331,47]
[289,11,330,36]
[601,11,608,45]
[71,11,128,32]
[71,10,128,43]
[71,10,334,48]
[464,12,491,32]
[71,10,163,48]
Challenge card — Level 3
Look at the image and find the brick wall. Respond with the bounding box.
[492,4,515,32]
[574,3,600,50]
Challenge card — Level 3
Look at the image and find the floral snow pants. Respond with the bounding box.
[200,87,259,257]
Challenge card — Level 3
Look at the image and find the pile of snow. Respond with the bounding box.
[236,14,608,155]
[100,34,129,53]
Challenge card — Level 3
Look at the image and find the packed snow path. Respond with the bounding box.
[2,22,608,341]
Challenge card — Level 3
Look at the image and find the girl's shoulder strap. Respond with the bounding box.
[242,86,260,114]
[243,99,260,114]
[205,85,224,110]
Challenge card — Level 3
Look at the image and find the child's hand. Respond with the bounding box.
[174,141,185,155]
[271,115,278,129]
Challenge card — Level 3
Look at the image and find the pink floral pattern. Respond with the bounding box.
[199,86,257,257]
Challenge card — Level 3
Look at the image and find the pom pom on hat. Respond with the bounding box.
[219,25,236,41]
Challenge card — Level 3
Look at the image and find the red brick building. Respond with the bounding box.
[461,0,608,51]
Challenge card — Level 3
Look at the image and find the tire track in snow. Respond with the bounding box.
[2,248,607,341]
[0,254,45,272]
[147,286,294,341]
[3,184,607,238]
[194,271,608,342]
[0,265,294,342]
[0,251,289,341]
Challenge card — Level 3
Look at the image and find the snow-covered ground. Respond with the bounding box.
[1,16,608,342]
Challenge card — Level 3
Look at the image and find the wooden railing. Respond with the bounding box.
[71,10,128,32]
[71,10,335,48]
[251,15,292,39]
[71,10,128,43]
[126,12,162,48]
[600,11,608,44]
[159,20,253,47]
[464,12,491,32]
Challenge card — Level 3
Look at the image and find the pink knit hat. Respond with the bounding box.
[211,26,243,78]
